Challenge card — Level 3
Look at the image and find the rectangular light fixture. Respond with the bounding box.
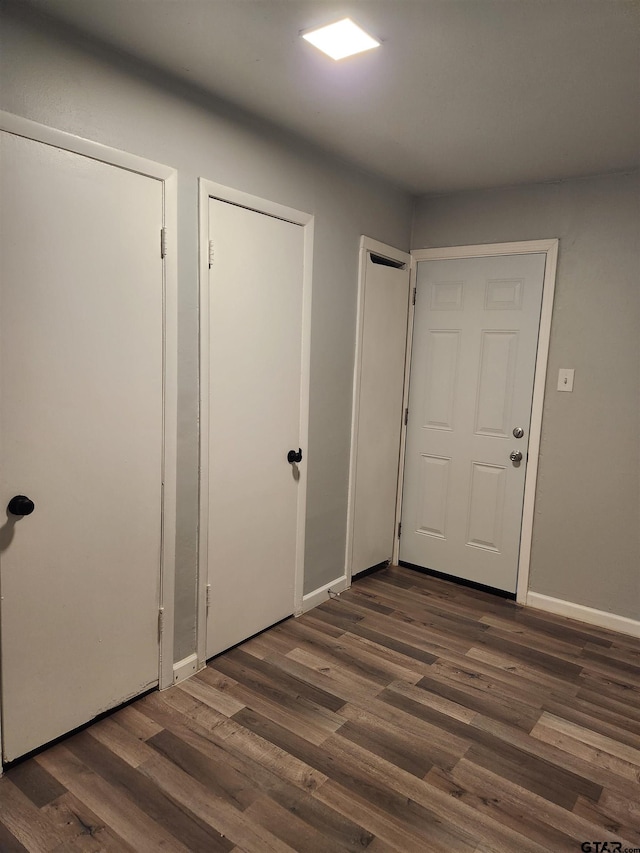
[302,18,380,61]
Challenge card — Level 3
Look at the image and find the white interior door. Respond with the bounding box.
[400,253,546,593]
[0,132,164,762]
[349,248,411,576]
[205,196,305,658]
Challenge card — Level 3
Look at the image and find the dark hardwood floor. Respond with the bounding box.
[1,565,639,852]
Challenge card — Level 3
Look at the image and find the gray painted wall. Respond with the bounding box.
[412,172,640,620]
[0,6,413,660]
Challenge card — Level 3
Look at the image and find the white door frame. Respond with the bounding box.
[0,111,179,732]
[197,179,313,668]
[345,236,412,585]
[394,240,559,605]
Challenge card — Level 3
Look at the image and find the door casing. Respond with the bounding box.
[0,110,179,767]
[393,240,559,605]
[197,179,313,669]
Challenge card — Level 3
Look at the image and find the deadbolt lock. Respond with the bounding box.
[513,427,524,439]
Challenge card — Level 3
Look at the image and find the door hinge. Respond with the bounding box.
[208,240,215,268]
[206,583,211,610]
[412,287,417,305]
[158,606,165,637]
[397,522,402,538]
[160,227,167,259]
[404,408,409,426]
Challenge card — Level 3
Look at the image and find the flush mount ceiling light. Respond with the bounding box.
[301,18,380,61]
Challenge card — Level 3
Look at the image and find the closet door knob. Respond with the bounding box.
[7,495,35,516]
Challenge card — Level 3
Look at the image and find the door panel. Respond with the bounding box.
[416,455,450,538]
[0,132,164,762]
[467,462,506,551]
[400,254,545,593]
[206,198,304,658]
[475,331,518,436]
[350,253,411,576]
[422,330,459,430]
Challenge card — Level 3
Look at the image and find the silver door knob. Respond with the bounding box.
[510,451,523,463]
[513,427,524,438]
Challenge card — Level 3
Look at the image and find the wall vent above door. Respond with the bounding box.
[370,252,406,270]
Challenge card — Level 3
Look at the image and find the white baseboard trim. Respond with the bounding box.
[298,575,350,615]
[526,592,640,639]
[172,652,199,685]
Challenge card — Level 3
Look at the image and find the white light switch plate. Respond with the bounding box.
[557,368,574,392]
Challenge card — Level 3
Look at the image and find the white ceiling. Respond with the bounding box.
[22,0,640,194]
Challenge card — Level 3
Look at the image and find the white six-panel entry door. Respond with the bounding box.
[399,252,547,594]
[202,188,311,660]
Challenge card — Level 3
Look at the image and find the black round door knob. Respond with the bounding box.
[7,495,35,516]
[287,448,303,464]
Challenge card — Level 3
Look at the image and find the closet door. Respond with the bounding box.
[0,132,165,762]
[348,243,411,577]
[204,195,307,657]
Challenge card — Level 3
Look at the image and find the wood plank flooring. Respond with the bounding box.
[1,565,639,852]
